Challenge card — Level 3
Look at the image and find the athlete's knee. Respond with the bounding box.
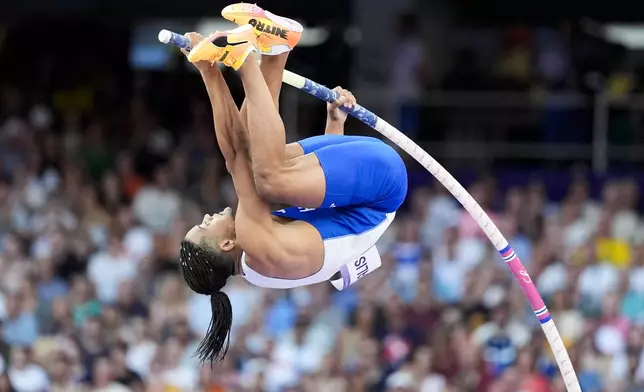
[253,168,287,202]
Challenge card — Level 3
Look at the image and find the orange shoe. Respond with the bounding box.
[186,34,225,64]
[187,24,258,70]
[221,3,303,55]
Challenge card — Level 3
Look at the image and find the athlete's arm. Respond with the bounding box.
[228,157,279,257]
[228,156,320,268]
[284,87,356,159]
[201,70,247,162]
[324,86,356,135]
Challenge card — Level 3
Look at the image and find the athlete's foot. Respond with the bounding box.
[222,3,303,56]
[186,33,225,64]
[188,24,258,70]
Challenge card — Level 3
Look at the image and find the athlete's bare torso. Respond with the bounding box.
[227,155,325,279]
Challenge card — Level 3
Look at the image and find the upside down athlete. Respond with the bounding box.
[179,3,408,362]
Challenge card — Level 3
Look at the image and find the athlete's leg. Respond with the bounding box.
[238,54,356,161]
[252,54,314,160]
[220,6,368,162]
[185,31,250,158]
[217,25,406,210]
[238,54,408,210]
[188,25,324,207]
[238,54,366,161]
[222,3,302,158]
[240,54,287,115]
[238,53,308,159]
[202,63,249,156]
[238,52,327,207]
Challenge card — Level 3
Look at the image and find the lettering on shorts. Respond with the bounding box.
[275,207,316,214]
[355,256,368,280]
[248,19,288,39]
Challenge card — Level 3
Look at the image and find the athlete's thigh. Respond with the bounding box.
[278,136,384,207]
[276,138,406,210]
[276,153,326,208]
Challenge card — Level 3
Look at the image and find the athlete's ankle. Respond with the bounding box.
[234,54,257,77]
[261,52,288,67]
[199,64,223,80]
[241,51,261,69]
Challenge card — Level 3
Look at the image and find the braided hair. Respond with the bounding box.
[179,239,235,363]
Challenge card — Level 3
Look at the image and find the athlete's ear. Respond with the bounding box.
[219,239,235,252]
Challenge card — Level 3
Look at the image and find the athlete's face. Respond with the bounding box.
[184,207,236,252]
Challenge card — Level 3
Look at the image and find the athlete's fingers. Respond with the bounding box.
[331,86,346,108]
[181,32,205,57]
[184,32,205,47]
[338,89,355,108]
[346,92,357,108]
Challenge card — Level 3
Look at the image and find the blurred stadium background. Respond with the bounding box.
[2,0,644,391]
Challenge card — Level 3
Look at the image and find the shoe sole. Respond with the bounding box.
[222,4,302,55]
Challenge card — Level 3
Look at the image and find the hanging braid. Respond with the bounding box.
[179,239,235,363]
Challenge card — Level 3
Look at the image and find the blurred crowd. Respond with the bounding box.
[2,84,644,392]
[3,22,644,390]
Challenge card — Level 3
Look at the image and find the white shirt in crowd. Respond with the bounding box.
[561,202,601,251]
[553,309,586,344]
[577,262,620,303]
[537,262,569,297]
[132,186,180,234]
[8,364,50,392]
[562,219,593,252]
[224,279,263,331]
[432,239,483,303]
[594,325,625,356]
[188,293,212,338]
[420,373,447,392]
[88,251,137,304]
[630,267,644,293]
[612,210,640,243]
[126,340,157,379]
[0,291,7,320]
[122,226,154,263]
[472,321,531,349]
[612,349,644,384]
[385,370,416,390]
[422,195,460,249]
[161,366,197,391]
[432,258,472,303]
[265,325,334,392]
[434,237,485,270]
[94,383,133,392]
